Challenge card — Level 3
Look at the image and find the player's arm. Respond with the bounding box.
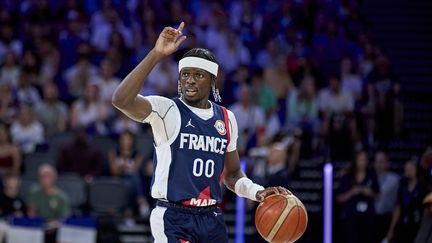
[112,22,186,121]
[223,150,291,202]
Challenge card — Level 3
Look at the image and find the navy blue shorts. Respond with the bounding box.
[150,200,228,243]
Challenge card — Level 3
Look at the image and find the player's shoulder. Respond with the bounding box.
[225,109,236,119]
[144,95,179,116]
[144,95,176,104]
[215,103,235,119]
[221,106,237,123]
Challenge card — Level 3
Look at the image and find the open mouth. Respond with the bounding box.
[185,88,197,96]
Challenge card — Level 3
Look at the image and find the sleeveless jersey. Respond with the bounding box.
[151,98,230,207]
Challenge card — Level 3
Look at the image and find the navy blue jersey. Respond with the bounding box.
[151,98,230,207]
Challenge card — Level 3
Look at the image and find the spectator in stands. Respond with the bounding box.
[367,55,395,99]
[57,128,103,182]
[146,57,178,97]
[58,10,90,70]
[286,75,319,156]
[0,172,26,242]
[336,150,379,243]
[358,42,376,78]
[10,104,44,154]
[367,55,402,145]
[340,56,363,101]
[374,150,399,242]
[204,14,229,52]
[64,43,98,98]
[228,0,263,50]
[385,159,429,243]
[105,42,133,79]
[108,131,149,217]
[0,50,21,89]
[0,122,20,175]
[319,74,354,119]
[70,82,108,134]
[251,69,277,116]
[256,38,280,69]
[264,135,299,187]
[0,172,26,218]
[220,65,249,106]
[34,83,68,137]
[251,69,280,141]
[37,38,60,85]
[286,76,318,131]
[214,29,251,74]
[415,193,432,243]
[20,50,42,89]
[90,9,132,52]
[28,164,70,243]
[312,20,347,65]
[91,58,120,116]
[111,112,141,135]
[319,74,358,161]
[264,55,294,101]
[0,24,23,63]
[0,84,17,124]
[229,83,265,155]
[265,142,289,188]
[15,71,41,106]
[89,0,113,31]
[290,57,325,89]
[25,0,55,26]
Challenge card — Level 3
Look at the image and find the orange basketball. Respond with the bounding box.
[255,194,308,243]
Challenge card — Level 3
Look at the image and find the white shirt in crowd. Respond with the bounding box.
[228,103,265,135]
[375,172,399,215]
[0,66,20,88]
[318,88,354,114]
[91,76,121,103]
[10,121,44,153]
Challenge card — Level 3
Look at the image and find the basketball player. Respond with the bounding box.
[112,22,291,242]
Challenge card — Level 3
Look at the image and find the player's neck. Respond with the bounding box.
[182,98,211,109]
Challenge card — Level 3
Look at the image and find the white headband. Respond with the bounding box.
[178,57,219,77]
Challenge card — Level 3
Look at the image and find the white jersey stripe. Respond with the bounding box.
[151,102,180,199]
[151,145,172,199]
[150,206,168,243]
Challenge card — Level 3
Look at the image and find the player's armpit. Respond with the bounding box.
[113,94,153,122]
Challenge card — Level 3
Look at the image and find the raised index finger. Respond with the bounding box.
[177,21,185,34]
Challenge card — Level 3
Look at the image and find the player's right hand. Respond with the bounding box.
[256,186,292,202]
[153,22,186,57]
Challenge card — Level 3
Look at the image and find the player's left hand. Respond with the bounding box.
[256,186,292,202]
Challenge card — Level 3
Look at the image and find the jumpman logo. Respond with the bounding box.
[213,211,221,217]
[186,118,195,128]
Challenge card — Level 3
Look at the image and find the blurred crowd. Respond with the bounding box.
[0,0,430,242]
[333,148,432,243]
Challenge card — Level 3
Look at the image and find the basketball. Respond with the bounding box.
[255,194,308,243]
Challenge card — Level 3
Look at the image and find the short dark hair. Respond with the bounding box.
[182,48,217,63]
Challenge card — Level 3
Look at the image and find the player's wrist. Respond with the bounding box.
[234,177,264,202]
[150,48,167,60]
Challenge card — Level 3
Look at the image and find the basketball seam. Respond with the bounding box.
[257,198,287,231]
[287,200,301,242]
[266,199,294,242]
